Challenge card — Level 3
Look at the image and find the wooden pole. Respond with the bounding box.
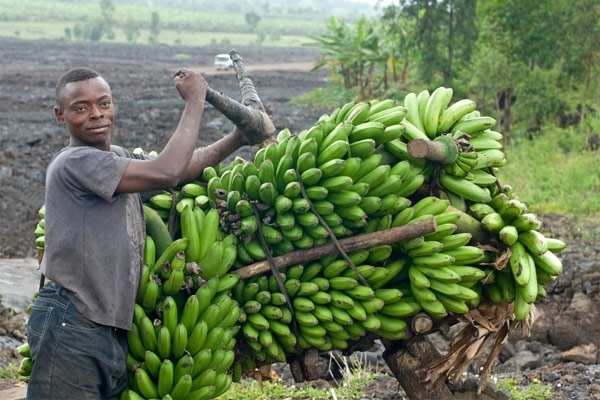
[204,50,277,147]
[234,218,437,280]
[382,335,457,400]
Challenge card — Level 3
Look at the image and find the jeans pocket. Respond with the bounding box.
[26,301,54,360]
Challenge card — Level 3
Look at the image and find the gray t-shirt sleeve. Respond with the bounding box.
[61,146,131,202]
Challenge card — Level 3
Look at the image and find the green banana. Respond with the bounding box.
[344,101,371,125]
[143,204,173,259]
[423,86,453,138]
[348,121,385,143]
[450,116,497,135]
[439,172,492,203]
[437,98,477,134]
[404,91,426,132]
[135,367,159,399]
[368,106,407,127]
[157,359,174,398]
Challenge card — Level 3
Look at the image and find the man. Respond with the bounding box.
[26,67,259,399]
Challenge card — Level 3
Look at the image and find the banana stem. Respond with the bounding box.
[448,205,491,245]
[407,136,458,164]
[204,50,276,146]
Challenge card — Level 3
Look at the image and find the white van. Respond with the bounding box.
[214,54,234,70]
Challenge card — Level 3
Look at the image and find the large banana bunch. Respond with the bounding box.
[125,276,240,400]
[191,101,426,268]
[125,191,243,400]
[233,250,412,366]
[384,88,565,321]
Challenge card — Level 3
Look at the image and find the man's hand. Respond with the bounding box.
[172,68,207,104]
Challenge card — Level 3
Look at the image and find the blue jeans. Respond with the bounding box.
[26,282,128,400]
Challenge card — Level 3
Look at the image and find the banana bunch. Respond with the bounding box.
[189,101,426,269]
[125,188,244,399]
[16,342,33,381]
[125,274,242,399]
[387,196,487,318]
[33,205,45,252]
[232,195,490,363]
[132,146,159,158]
[391,87,507,210]
[468,191,565,320]
[233,249,413,365]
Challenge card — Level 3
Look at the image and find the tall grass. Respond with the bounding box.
[498,126,600,218]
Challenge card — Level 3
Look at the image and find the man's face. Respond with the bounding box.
[55,76,115,150]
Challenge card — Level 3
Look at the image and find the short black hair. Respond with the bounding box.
[55,67,102,103]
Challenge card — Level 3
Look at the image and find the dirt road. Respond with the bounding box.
[0,37,330,259]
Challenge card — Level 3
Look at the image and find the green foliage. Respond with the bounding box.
[497,126,600,216]
[513,65,563,128]
[289,85,357,108]
[0,363,23,380]
[497,377,553,400]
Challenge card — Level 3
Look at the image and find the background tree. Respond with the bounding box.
[245,12,261,33]
[123,14,140,43]
[306,16,388,100]
[99,0,115,41]
[149,11,160,43]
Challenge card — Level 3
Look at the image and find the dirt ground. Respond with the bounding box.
[1,37,599,399]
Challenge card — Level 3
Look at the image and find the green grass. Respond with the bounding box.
[3,21,310,47]
[0,363,23,381]
[497,377,553,400]
[217,353,384,399]
[289,84,358,109]
[0,0,328,47]
[497,126,600,217]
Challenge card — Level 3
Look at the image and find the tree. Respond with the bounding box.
[306,16,388,100]
[553,0,600,123]
[123,15,140,43]
[99,0,115,41]
[73,23,83,41]
[380,4,418,87]
[245,12,261,33]
[148,12,160,43]
[99,0,114,23]
[473,0,597,138]
[397,0,477,88]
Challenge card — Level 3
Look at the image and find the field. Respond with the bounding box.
[1,37,600,399]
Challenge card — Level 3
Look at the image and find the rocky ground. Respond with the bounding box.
[0,37,599,399]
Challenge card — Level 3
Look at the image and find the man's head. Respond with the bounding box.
[55,67,101,106]
[54,68,115,150]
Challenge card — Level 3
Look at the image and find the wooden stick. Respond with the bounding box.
[235,218,437,279]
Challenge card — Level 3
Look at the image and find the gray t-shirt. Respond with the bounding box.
[41,145,149,331]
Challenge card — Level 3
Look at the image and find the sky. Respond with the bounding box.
[349,0,396,6]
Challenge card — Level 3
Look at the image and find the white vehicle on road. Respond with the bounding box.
[214,54,234,70]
